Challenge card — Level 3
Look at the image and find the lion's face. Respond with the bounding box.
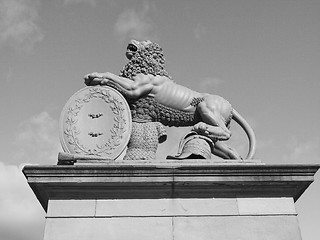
[121,39,170,80]
[126,40,152,60]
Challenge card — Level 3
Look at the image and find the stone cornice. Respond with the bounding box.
[23,163,319,211]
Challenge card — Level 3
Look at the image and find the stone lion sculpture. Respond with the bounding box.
[84,40,256,159]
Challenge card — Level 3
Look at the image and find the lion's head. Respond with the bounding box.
[120,40,171,79]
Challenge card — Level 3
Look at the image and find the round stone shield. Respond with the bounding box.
[59,86,132,160]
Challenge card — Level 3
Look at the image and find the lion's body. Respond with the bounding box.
[152,77,200,112]
[85,40,256,159]
[140,74,234,127]
[107,74,233,131]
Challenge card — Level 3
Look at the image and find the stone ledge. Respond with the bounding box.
[72,159,264,166]
[43,216,302,240]
[23,162,319,211]
[47,198,297,217]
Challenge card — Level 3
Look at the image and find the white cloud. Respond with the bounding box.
[282,137,320,163]
[194,24,207,40]
[12,111,61,165]
[0,0,43,52]
[0,162,45,240]
[5,68,13,83]
[0,112,62,240]
[256,138,274,150]
[114,2,156,41]
[198,77,225,92]
[63,0,96,7]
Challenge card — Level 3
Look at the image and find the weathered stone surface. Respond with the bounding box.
[84,40,257,160]
[47,198,296,218]
[237,197,296,215]
[80,199,238,217]
[173,216,302,240]
[23,163,318,240]
[47,200,96,217]
[23,163,319,211]
[44,217,172,240]
[43,198,302,240]
[44,215,301,240]
[59,86,132,161]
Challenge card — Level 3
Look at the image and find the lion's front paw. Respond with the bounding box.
[84,72,108,86]
[84,72,97,85]
[192,122,209,135]
[192,122,231,141]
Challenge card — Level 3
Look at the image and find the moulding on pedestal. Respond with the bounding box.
[23,162,319,211]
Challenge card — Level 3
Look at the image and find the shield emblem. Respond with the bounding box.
[59,86,132,160]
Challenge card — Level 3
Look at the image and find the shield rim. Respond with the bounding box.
[59,86,132,160]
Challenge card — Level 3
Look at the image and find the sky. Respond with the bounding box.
[0,0,319,239]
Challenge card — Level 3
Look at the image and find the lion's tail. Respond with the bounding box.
[232,109,256,159]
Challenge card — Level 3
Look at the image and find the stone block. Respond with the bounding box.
[44,217,172,240]
[23,163,318,240]
[47,200,96,217]
[95,198,238,217]
[173,216,302,240]
[237,197,297,215]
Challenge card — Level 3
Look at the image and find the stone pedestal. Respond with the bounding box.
[23,161,319,240]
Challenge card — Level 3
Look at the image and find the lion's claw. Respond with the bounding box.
[192,122,209,134]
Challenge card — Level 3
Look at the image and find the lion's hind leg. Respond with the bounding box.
[193,96,232,141]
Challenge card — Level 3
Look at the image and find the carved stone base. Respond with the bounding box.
[23,162,319,240]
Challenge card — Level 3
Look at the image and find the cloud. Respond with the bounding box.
[0,162,45,240]
[114,2,156,41]
[12,111,61,165]
[0,112,60,240]
[63,0,96,7]
[5,68,13,83]
[282,137,320,163]
[0,0,44,52]
[256,138,274,150]
[0,111,61,238]
[194,24,207,40]
[198,77,225,91]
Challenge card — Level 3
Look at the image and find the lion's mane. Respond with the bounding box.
[120,42,171,79]
[107,41,199,126]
